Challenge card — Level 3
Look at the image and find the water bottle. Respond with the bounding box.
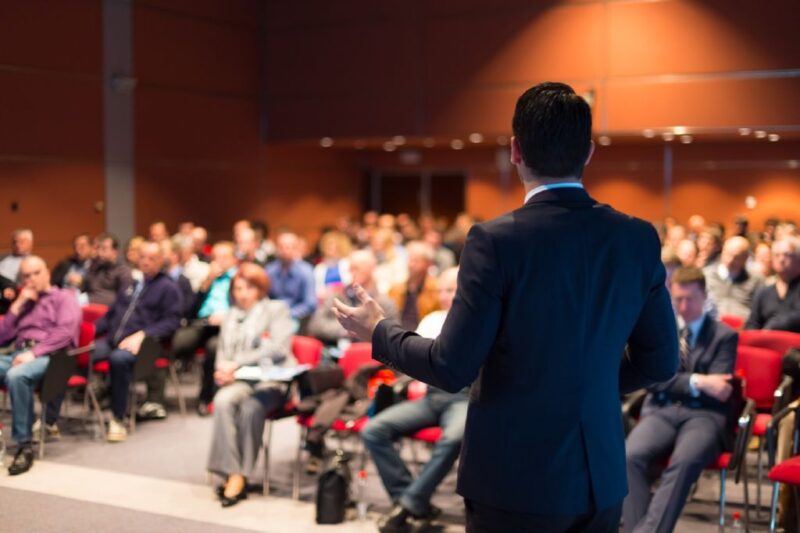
[356,468,368,520]
[731,511,743,530]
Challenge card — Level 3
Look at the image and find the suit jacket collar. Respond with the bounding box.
[523,186,595,206]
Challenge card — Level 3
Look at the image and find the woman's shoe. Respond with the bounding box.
[220,489,247,508]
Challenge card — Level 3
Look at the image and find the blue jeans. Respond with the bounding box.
[92,339,136,421]
[0,352,50,443]
[361,394,468,516]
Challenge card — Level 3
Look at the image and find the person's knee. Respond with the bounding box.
[362,418,392,445]
[212,387,239,412]
[5,366,28,388]
[205,335,218,355]
[109,349,133,368]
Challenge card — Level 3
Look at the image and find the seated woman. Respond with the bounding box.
[206,262,294,507]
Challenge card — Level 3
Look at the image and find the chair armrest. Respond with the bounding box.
[732,399,756,483]
[773,375,795,414]
[766,401,800,467]
[67,343,95,357]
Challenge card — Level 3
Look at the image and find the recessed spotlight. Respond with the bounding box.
[383,141,397,152]
[680,135,693,144]
[673,126,688,135]
[320,137,334,148]
[496,136,509,146]
[450,139,465,150]
[422,138,436,148]
[745,196,757,209]
[469,133,484,144]
[598,135,611,146]
[739,128,752,136]
[754,130,767,139]
[643,129,656,138]
[392,136,406,146]
[789,160,799,169]
[662,132,675,142]
[768,134,780,142]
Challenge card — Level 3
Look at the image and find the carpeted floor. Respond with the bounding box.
[0,377,775,531]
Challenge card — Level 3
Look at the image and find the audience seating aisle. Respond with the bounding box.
[1,211,799,529]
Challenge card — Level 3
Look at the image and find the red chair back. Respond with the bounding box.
[291,336,323,368]
[720,314,745,330]
[81,303,108,324]
[735,344,783,410]
[339,342,377,379]
[738,329,800,357]
[76,321,96,368]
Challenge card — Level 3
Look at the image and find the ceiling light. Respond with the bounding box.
[469,133,484,144]
[392,136,406,146]
[598,135,611,146]
[319,137,333,148]
[768,134,780,142]
[662,132,675,142]
[680,135,693,144]
[673,126,688,135]
[383,141,396,152]
[754,130,767,139]
[642,129,656,138]
[496,136,509,146]
[739,128,752,136]
[450,139,465,150]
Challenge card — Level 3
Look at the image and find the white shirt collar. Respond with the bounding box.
[524,182,584,205]
[678,313,706,347]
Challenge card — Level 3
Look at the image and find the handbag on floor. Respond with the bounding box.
[315,450,352,524]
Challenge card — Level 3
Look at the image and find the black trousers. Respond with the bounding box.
[465,499,622,533]
[171,324,219,403]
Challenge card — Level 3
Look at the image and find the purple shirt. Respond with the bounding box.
[0,287,81,357]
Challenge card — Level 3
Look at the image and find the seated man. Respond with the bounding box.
[624,267,737,533]
[388,241,440,331]
[745,236,800,332]
[362,267,467,533]
[265,232,317,329]
[0,228,34,312]
[51,234,94,291]
[171,241,238,415]
[93,241,182,442]
[704,236,763,321]
[307,249,397,349]
[82,233,132,307]
[0,256,80,475]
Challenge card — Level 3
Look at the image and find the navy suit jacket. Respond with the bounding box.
[643,316,738,442]
[372,187,678,515]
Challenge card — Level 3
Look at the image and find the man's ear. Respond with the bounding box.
[584,140,595,167]
[510,136,523,165]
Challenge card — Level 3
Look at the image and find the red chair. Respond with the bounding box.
[81,303,108,324]
[737,333,800,511]
[766,403,800,532]
[720,314,745,330]
[261,335,324,495]
[293,342,378,499]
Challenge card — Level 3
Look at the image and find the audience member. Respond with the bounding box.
[313,230,352,299]
[424,229,456,275]
[752,241,775,282]
[664,225,687,253]
[251,220,276,265]
[51,234,93,290]
[675,239,698,268]
[745,236,800,332]
[686,214,706,241]
[307,250,397,347]
[388,241,439,331]
[0,228,34,284]
[126,236,145,282]
[624,267,737,533]
[191,226,211,262]
[160,239,195,319]
[173,234,210,293]
[235,227,265,266]
[695,226,722,268]
[265,232,317,328]
[149,221,169,242]
[372,228,408,295]
[83,233,132,307]
[704,236,763,320]
[362,267,466,532]
[206,263,294,507]
[172,241,239,414]
[761,218,780,243]
[178,221,195,237]
[93,241,182,442]
[0,256,80,475]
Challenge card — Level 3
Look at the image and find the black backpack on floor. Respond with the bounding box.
[315,451,352,524]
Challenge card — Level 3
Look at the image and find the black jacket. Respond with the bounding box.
[372,187,678,515]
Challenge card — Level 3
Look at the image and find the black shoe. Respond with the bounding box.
[220,488,247,508]
[196,402,211,417]
[378,504,413,533]
[8,445,34,476]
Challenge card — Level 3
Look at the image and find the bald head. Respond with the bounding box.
[138,240,165,277]
[437,267,459,311]
[349,250,377,287]
[721,236,750,275]
[19,255,50,293]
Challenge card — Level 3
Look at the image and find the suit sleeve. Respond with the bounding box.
[619,228,680,394]
[142,282,182,339]
[649,330,738,396]
[372,224,502,393]
[744,287,766,330]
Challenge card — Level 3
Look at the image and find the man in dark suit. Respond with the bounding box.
[623,267,737,532]
[333,82,678,531]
